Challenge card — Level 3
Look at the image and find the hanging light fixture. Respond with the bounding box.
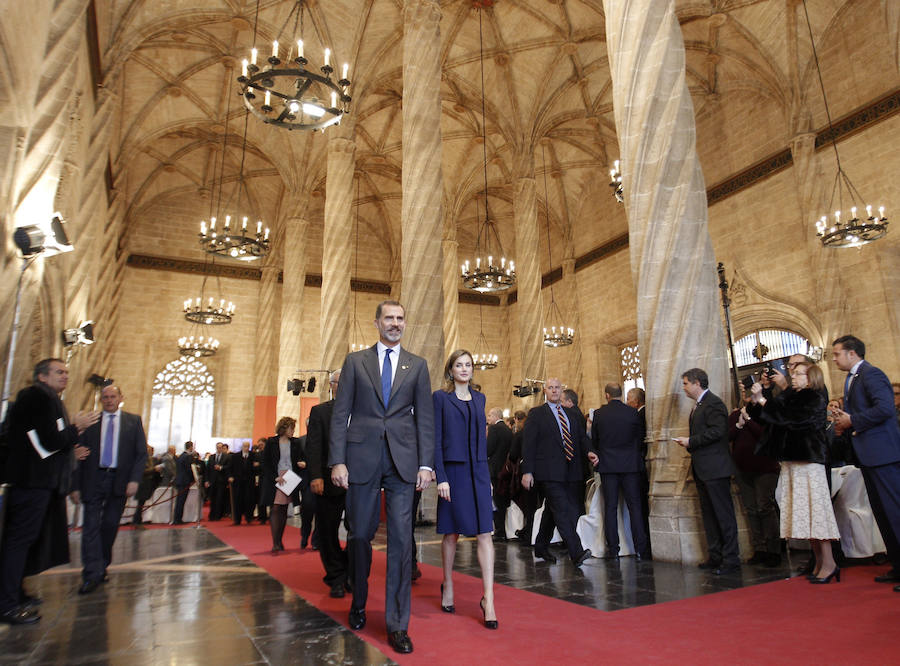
[198,89,270,260]
[460,6,516,293]
[471,304,498,370]
[349,176,368,352]
[540,143,574,348]
[177,332,220,358]
[609,159,624,203]
[802,1,887,248]
[237,0,351,132]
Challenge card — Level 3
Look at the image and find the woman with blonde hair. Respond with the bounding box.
[751,362,841,583]
[434,350,497,629]
[261,416,306,554]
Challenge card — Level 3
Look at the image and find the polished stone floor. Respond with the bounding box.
[1,521,803,665]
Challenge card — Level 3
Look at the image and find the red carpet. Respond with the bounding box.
[206,521,898,664]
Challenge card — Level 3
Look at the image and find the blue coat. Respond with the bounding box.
[432,389,487,485]
[845,360,900,467]
[590,399,644,474]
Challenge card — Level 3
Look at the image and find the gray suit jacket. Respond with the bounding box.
[329,344,435,484]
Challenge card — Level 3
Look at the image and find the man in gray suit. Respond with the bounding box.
[330,301,434,655]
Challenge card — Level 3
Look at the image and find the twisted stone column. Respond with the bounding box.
[401,0,445,386]
[513,170,546,403]
[603,0,730,563]
[320,129,355,375]
[277,211,309,419]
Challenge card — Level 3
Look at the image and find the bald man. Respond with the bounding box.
[73,385,147,594]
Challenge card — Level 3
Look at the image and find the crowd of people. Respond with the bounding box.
[2,304,899,652]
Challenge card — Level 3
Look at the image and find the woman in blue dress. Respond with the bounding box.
[434,349,497,629]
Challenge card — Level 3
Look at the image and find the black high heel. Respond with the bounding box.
[440,584,455,613]
[480,597,498,630]
[810,567,841,584]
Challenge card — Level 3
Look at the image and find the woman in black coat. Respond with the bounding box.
[261,416,306,553]
[751,362,841,583]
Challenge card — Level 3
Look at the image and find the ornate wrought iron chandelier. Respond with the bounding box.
[609,159,624,203]
[802,0,888,248]
[237,0,351,132]
[198,92,269,261]
[460,7,515,293]
[177,333,220,358]
[540,143,574,348]
[183,295,235,325]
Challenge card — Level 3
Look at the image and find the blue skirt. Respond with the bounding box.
[436,458,493,536]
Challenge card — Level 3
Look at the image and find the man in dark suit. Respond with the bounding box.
[253,438,267,523]
[589,383,650,559]
[521,378,592,566]
[831,335,900,589]
[1,358,98,624]
[206,442,229,520]
[73,385,147,593]
[330,301,434,655]
[673,368,739,575]
[307,371,349,598]
[172,441,195,524]
[487,407,513,540]
[626,387,651,554]
[228,441,255,524]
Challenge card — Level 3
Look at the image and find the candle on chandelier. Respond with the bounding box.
[324,48,331,67]
[242,216,248,230]
[241,59,248,77]
[342,62,349,79]
[331,91,337,108]
[200,221,207,234]
[210,217,217,229]
[250,47,258,66]
[297,39,304,59]
[272,40,279,58]
[879,206,885,218]
[264,90,271,107]
[257,220,262,234]
[224,215,231,229]
[264,228,270,240]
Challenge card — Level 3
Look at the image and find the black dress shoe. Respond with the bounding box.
[388,630,413,654]
[698,559,722,570]
[574,549,592,567]
[492,534,508,543]
[874,569,900,583]
[19,593,42,608]
[329,584,346,598]
[348,608,366,631]
[810,567,840,584]
[0,606,40,625]
[714,564,741,575]
[480,597,498,630]
[534,549,557,563]
[440,583,455,613]
[636,553,652,562]
[78,580,101,595]
[411,564,422,581]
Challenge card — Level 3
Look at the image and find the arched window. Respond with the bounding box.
[148,357,215,449]
[620,343,644,395]
[733,329,818,367]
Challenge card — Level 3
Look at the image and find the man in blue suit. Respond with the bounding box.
[330,301,434,654]
[589,383,650,559]
[831,335,900,590]
[73,385,147,594]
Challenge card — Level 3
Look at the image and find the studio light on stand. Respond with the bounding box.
[3,214,75,422]
[62,320,95,363]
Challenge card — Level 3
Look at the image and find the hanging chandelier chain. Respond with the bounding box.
[801,0,842,174]
[478,9,491,222]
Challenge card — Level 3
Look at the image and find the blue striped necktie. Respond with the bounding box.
[381,349,393,408]
[102,414,115,468]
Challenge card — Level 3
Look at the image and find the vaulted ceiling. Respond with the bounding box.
[93,0,895,281]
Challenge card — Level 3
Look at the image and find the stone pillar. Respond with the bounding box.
[277,208,309,420]
[254,258,282,398]
[513,162,546,404]
[441,210,460,359]
[603,0,730,563]
[321,127,356,375]
[401,0,445,386]
[559,257,584,395]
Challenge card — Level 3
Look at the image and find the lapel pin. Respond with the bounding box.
[401,365,409,370]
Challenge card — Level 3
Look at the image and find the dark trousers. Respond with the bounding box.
[536,480,585,561]
[345,440,414,632]
[0,488,52,612]
[695,475,739,566]
[208,480,226,520]
[861,462,900,569]
[231,479,254,524]
[735,470,780,555]
[640,467,652,553]
[600,472,649,556]
[316,492,348,587]
[515,486,539,543]
[535,499,557,547]
[81,470,128,582]
[255,479,267,522]
[411,489,421,565]
[173,484,190,523]
[492,486,509,538]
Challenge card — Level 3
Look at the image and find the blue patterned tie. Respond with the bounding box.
[381,348,393,408]
[101,413,115,468]
[844,373,852,407]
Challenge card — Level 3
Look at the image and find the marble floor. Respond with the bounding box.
[1,521,801,665]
